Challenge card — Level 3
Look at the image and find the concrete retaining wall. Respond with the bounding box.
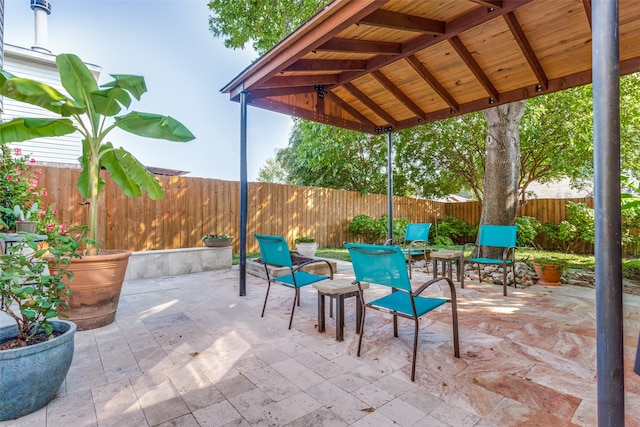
[124,247,232,280]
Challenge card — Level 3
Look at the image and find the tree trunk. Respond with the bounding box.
[480,101,526,256]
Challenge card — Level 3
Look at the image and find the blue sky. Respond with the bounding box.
[3,0,294,180]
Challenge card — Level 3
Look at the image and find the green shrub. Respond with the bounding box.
[432,235,454,246]
[435,215,474,243]
[348,214,386,243]
[540,201,595,253]
[515,216,541,247]
[380,215,409,242]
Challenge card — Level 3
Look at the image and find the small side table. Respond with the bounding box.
[0,233,47,254]
[430,250,462,282]
[312,279,369,342]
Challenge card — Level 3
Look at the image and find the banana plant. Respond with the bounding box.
[0,54,195,253]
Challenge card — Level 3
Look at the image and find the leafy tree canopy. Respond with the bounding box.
[207,0,330,54]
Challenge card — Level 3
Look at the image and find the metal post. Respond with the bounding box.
[239,91,248,296]
[593,1,625,425]
[386,128,393,242]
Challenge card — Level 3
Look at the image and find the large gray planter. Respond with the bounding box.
[0,320,76,421]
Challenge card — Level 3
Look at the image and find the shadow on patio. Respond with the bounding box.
[3,260,640,426]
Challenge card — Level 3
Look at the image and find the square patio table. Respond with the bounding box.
[312,279,369,342]
[430,250,462,283]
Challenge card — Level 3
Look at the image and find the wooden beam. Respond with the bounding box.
[467,0,503,9]
[262,74,339,88]
[324,91,376,127]
[448,36,500,101]
[249,96,375,133]
[405,55,460,112]
[358,9,445,34]
[503,12,548,90]
[582,0,592,29]
[371,70,426,119]
[248,86,316,99]
[315,38,401,55]
[343,82,398,127]
[284,59,367,72]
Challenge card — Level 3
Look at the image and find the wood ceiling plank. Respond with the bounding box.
[503,12,548,90]
[372,70,426,119]
[405,55,460,112]
[343,82,398,128]
[448,36,500,102]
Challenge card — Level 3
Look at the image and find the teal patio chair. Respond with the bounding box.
[345,242,459,381]
[386,223,432,278]
[461,224,518,296]
[254,233,334,329]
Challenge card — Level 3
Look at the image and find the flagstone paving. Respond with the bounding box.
[2,260,640,426]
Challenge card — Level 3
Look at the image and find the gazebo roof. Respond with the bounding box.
[222,0,640,134]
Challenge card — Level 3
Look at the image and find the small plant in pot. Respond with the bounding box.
[295,236,317,258]
[12,203,39,233]
[0,225,82,420]
[202,233,232,247]
[530,255,567,286]
[0,54,195,330]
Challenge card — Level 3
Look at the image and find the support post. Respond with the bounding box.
[593,1,625,424]
[239,91,248,296]
[386,128,393,242]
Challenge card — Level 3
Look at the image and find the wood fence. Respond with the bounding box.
[37,165,593,253]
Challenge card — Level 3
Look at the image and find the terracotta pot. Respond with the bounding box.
[532,261,565,286]
[51,250,131,330]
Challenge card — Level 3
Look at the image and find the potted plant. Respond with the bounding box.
[202,233,232,247]
[0,54,195,330]
[12,203,39,233]
[295,236,317,257]
[0,226,81,421]
[530,255,567,286]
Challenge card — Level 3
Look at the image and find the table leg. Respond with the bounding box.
[447,260,453,282]
[317,293,326,333]
[335,295,345,342]
[432,258,438,279]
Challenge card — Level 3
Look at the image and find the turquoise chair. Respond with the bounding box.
[345,243,459,381]
[398,223,432,278]
[461,224,518,296]
[254,233,334,329]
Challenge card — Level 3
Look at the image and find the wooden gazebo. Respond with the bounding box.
[222,1,639,424]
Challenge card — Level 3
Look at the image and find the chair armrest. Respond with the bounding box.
[407,240,428,252]
[502,246,517,262]
[414,277,457,302]
[292,259,334,279]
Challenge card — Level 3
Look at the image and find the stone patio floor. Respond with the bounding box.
[2,260,640,426]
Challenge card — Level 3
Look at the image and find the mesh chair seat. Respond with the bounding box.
[254,233,334,329]
[345,242,459,381]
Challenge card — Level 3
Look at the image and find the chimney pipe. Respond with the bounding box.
[30,0,51,53]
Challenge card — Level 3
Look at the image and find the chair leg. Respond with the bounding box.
[411,318,419,381]
[261,282,271,317]
[503,265,508,296]
[288,287,298,330]
[393,315,398,338]
[357,309,366,357]
[477,264,481,283]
